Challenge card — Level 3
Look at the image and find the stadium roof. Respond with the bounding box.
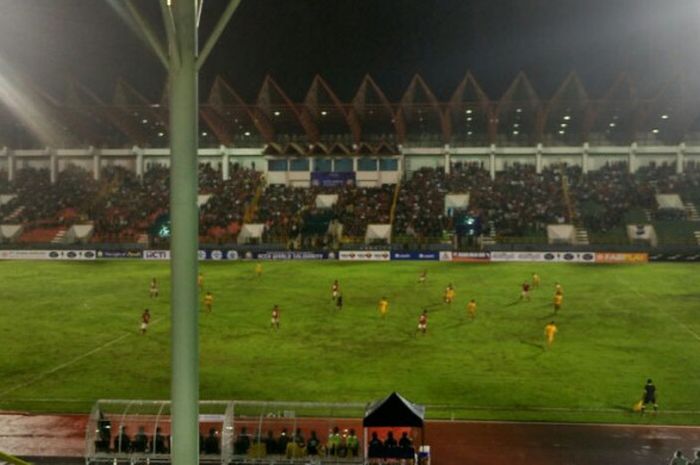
[1,72,699,149]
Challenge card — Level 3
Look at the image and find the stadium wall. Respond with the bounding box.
[3,144,700,183]
[1,245,698,262]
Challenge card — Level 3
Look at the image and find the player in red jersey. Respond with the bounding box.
[140,308,151,335]
[520,282,531,301]
[271,305,280,330]
[417,310,428,335]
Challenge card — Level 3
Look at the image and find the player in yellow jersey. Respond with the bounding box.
[378,297,389,318]
[553,291,563,312]
[444,284,455,304]
[544,321,558,348]
[197,273,204,290]
[554,282,563,295]
[255,263,263,278]
[203,291,214,314]
[467,299,477,320]
[532,272,541,288]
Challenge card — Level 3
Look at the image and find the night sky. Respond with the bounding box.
[0,0,698,102]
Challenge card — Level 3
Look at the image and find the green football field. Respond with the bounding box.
[1,260,700,425]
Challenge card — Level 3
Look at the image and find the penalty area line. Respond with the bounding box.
[0,317,164,397]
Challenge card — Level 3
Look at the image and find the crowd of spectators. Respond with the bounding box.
[232,425,361,459]
[3,160,700,245]
[394,163,569,239]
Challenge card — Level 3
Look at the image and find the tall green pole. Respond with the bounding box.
[169,1,199,464]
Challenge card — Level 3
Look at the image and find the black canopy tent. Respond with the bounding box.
[362,392,425,461]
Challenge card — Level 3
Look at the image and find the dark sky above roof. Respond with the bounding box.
[0,0,698,102]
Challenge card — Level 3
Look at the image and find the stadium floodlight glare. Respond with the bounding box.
[321,110,328,116]
[274,110,281,116]
[513,130,519,135]
[201,131,207,136]
[661,114,669,120]
[560,123,567,128]
[466,117,472,122]
[467,131,473,135]
[465,109,472,114]
[516,108,522,113]
[609,122,616,128]
[652,128,660,134]
[559,130,565,135]
[563,115,571,121]
[158,132,165,137]
[142,118,148,124]
[244,131,251,136]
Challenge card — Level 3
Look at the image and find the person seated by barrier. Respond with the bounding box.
[234,426,251,455]
[150,427,169,454]
[399,432,415,459]
[346,429,359,457]
[113,426,131,453]
[263,430,276,455]
[276,428,290,454]
[293,427,305,448]
[368,432,384,459]
[95,414,111,452]
[204,428,221,455]
[327,426,341,456]
[306,431,321,456]
[384,431,398,459]
[132,426,148,453]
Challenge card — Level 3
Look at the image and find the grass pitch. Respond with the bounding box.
[1,260,699,424]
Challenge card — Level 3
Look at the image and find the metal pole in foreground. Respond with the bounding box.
[169,1,199,463]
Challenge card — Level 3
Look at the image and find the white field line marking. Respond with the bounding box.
[0,317,164,397]
[622,281,700,343]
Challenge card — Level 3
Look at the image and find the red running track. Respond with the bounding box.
[1,413,699,465]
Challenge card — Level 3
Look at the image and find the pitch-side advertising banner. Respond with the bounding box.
[595,252,649,263]
[0,249,96,260]
[339,250,391,261]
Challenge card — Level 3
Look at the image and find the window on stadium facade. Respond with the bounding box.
[379,158,399,171]
[313,158,333,172]
[289,159,310,171]
[333,158,353,172]
[267,159,288,172]
[357,157,378,171]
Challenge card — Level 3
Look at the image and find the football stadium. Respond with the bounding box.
[1,1,700,464]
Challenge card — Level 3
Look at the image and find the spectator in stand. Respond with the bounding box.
[113,426,131,453]
[306,431,320,456]
[151,427,169,454]
[399,431,414,458]
[234,426,251,455]
[204,428,220,454]
[368,432,384,459]
[346,429,360,457]
[276,428,290,454]
[383,431,398,458]
[132,426,148,452]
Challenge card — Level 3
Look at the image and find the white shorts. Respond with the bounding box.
[332,290,338,298]
[271,317,279,325]
[141,322,148,330]
[521,290,529,297]
[418,323,427,330]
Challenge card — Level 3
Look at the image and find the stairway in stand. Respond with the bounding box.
[137,233,149,245]
[574,227,590,245]
[684,202,700,221]
[51,227,68,244]
[480,221,497,246]
[4,205,24,222]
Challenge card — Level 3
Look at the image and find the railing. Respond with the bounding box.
[0,451,33,465]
